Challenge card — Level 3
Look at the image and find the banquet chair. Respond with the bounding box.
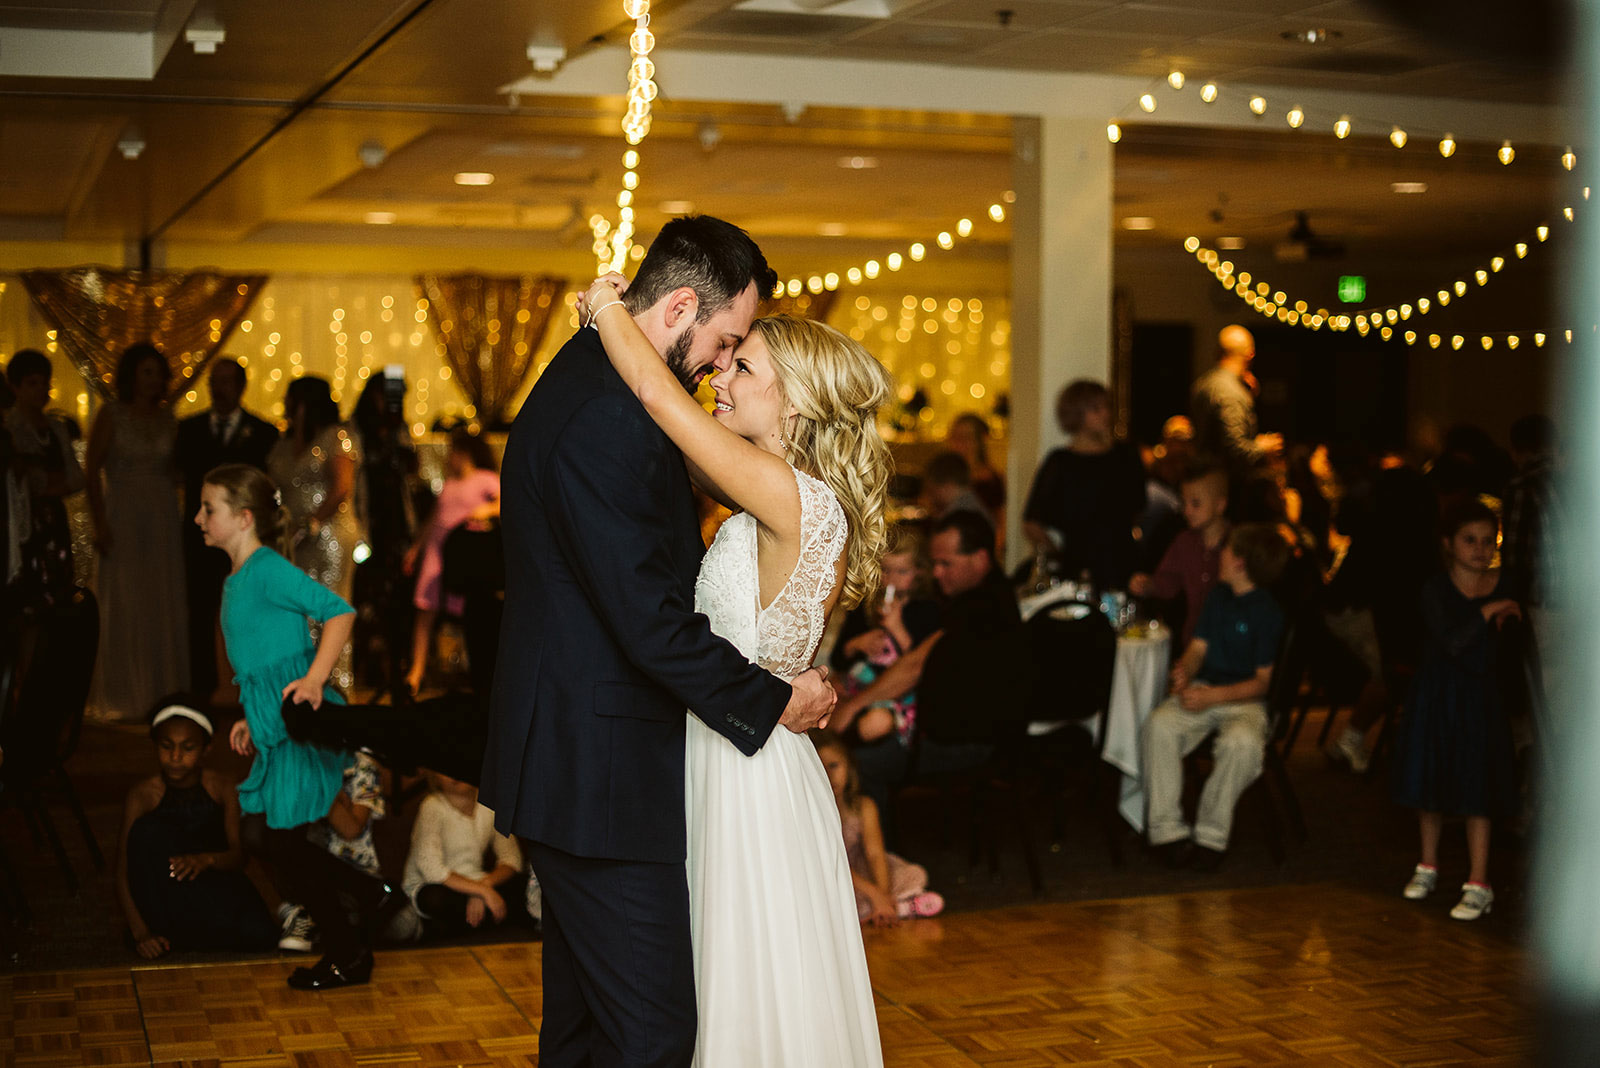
[0,588,105,891]
[1019,607,1124,864]
[895,624,1043,895]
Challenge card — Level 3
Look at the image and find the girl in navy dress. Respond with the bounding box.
[1392,498,1520,921]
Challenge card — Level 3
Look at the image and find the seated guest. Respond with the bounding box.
[945,412,1006,518]
[402,771,526,936]
[1129,461,1230,645]
[115,698,278,959]
[1021,379,1147,591]
[830,525,941,742]
[833,510,1025,813]
[920,450,994,527]
[1137,415,1194,568]
[1143,524,1290,872]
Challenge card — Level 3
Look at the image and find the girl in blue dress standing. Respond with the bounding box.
[197,463,391,989]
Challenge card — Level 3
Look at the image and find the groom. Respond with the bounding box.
[482,215,837,1068]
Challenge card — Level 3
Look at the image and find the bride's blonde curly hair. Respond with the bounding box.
[754,314,895,610]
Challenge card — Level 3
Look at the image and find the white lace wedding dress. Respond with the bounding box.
[688,465,883,1067]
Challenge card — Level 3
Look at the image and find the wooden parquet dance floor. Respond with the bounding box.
[3,883,1530,1067]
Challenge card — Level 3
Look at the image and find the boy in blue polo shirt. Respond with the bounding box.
[1144,523,1290,871]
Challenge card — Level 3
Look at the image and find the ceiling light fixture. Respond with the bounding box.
[1122,217,1156,230]
[185,12,226,53]
[838,155,879,169]
[116,126,145,160]
[1391,182,1428,194]
[364,211,397,225]
[659,199,695,214]
[454,172,494,186]
[1216,236,1246,250]
[817,222,848,236]
[526,43,566,73]
[1282,28,1341,43]
[358,140,387,169]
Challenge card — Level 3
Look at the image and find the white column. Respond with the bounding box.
[1006,116,1113,569]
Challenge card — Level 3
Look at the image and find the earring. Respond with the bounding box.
[778,422,789,453]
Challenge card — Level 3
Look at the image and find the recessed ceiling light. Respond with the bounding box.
[659,199,695,215]
[1282,28,1341,44]
[364,211,397,225]
[1391,181,1428,194]
[1216,236,1246,249]
[817,222,849,236]
[1122,217,1156,231]
[838,156,879,170]
[453,172,495,186]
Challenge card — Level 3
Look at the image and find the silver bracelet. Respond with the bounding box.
[584,298,625,329]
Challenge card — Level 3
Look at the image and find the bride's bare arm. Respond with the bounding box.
[587,286,800,539]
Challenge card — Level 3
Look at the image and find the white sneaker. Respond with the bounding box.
[1402,864,1438,900]
[277,903,318,952]
[1327,729,1371,774]
[1451,882,1494,921]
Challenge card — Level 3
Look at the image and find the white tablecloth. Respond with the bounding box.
[1101,631,1172,832]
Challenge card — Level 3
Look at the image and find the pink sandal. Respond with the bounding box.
[898,891,944,918]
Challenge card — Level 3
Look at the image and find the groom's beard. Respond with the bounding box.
[663,326,702,393]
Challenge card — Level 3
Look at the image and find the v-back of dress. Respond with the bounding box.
[687,465,883,1067]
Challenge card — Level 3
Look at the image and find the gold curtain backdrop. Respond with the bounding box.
[413,273,568,427]
[19,267,266,400]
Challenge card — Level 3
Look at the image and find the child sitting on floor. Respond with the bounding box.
[402,772,526,936]
[115,697,278,959]
[812,731,943,926]
[1142,523,1290,872]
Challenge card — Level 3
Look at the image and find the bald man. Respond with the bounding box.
[1190,325,1281,475]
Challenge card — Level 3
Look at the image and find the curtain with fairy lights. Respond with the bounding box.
[413,273,567,427]
[762,290,839,322]
[19,267,267,400]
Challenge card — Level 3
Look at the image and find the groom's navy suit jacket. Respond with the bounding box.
[481,326,790,864]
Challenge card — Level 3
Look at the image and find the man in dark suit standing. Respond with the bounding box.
[481,216,836,1068]
[176,357,277,696]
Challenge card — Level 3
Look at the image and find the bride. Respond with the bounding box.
[583,274,894,1066]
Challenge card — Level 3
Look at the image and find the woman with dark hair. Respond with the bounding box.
[84,341,189,721]
[1020,378,1147,591]
[268,376,363,689]
[5,349,84,611]
[945,412,1005,517]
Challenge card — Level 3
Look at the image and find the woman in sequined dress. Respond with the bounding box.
[85,343,190,721]
[268,376,362,691]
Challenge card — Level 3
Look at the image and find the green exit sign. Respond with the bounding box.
[1338,276,1367,303]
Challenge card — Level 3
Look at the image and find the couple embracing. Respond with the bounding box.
[482,215,894,1067]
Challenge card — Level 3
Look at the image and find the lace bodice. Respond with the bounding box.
[694,466,848,680]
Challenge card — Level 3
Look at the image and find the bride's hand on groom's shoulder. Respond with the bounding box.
[780,665,836,734]
[578,273,630,327]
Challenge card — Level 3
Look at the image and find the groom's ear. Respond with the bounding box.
[663,286,700,330]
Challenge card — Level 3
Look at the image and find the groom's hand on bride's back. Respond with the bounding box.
[780,666,837,734]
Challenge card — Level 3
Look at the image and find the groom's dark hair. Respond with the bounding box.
[623,215,778,323]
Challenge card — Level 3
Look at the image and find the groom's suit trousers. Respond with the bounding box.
[525,838,696,1068]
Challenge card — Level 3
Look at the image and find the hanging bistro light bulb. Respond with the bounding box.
[1200,82,1218,103]
[1139,93,1156,113]
[1107,122,1122,143]
[1390,126,1408,148]
[1249,95,1267,115]
[1439,133,1457,158]
[1498,140,1515,165]
[1563,146,1577,171]
[1333,115,1351,139]
[1167,70,1185,89]
[1286,106,1304,129]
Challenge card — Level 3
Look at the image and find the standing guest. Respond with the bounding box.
[946,412,1005,517]
[175,358,277,698]
[5,349,84,612]
[1190,325,1282,483]
[401,427,500,695]
[85,342,188,722]
[1129,462,1230,645]
[1393,500,1521,921]
[115,698,278,959]
[197,462,389,989]
[1143,523,1289,872]
[1021,379,1147,591]
[402,771,526,936]
[269,376,361,690]
[920,451,994,527]
[351,371,418,688]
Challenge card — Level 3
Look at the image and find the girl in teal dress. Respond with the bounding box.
[197,463,389,990]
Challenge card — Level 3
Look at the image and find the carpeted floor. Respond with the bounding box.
[0,703,1530,974]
